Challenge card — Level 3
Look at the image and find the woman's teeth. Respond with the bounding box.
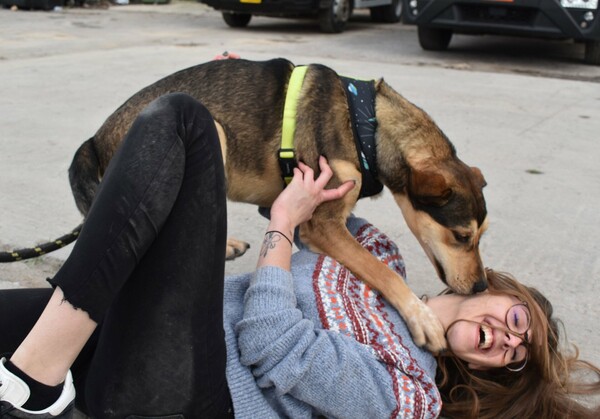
[479,324,493,349]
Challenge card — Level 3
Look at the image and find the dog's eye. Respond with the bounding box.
[453,232,471,243]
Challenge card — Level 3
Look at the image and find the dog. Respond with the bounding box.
[67,58,488,352]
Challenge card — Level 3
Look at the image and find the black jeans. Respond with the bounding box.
[0,94,232,418]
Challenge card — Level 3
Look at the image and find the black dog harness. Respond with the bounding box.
[340,76,383,198]
[279,67,383,198]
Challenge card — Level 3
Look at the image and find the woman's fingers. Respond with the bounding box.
[315,156,333,189]
[295,157,354,202]
[297,156,333,189]
[271,157,356,227]
[296,161,314,186]
[291,167,303,183]
[321,180,355,202]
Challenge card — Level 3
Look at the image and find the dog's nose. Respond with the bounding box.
[472,278,488,293]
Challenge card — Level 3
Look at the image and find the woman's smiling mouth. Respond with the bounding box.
[478,324,494,350]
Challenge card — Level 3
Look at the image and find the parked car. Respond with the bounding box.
[402,0,600,65]
[200,0,403,33]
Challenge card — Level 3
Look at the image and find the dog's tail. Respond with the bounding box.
[0,225,82,263]
[69,137,101,216]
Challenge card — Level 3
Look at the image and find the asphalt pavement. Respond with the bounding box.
[1,0,599,383]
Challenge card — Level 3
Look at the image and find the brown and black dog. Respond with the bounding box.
[69,58,488,352]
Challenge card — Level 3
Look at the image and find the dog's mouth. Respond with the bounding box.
[478,324,494,350]
[434,258,447,285]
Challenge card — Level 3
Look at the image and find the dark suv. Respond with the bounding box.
[402,0,600,65]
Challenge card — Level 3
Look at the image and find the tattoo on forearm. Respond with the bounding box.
[260,232,282,258]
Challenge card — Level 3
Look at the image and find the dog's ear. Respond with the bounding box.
[408,167,453,207]
[470,166,487,189]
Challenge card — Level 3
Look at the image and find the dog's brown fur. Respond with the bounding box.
[69,58,488,352]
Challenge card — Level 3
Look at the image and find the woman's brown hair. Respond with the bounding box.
[436,269,600,419]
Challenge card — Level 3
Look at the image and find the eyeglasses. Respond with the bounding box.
[502,302,531,372]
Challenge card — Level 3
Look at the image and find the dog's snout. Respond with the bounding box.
[472,278,488,294]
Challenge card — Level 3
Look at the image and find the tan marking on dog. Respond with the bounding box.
[327,159,361,195]
[227,170,282,208]
[214,121,227,166]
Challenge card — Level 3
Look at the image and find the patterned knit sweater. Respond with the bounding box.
[222,217,442,419]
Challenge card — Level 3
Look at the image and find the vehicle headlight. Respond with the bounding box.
[409,0,418,15]
[560,0,598,10]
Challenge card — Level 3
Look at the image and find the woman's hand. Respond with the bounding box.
[257,156,355,270]
[270,156,355,233]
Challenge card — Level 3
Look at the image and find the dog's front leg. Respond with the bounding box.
[302,215,447,353]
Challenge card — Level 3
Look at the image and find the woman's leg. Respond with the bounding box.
[3,93,229,417]
[84,94,230,418]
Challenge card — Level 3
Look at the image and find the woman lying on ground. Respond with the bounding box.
[0,93,598,419]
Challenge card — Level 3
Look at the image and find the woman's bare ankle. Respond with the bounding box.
[9,286,97,386]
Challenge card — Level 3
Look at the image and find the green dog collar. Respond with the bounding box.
[279,65,308,185]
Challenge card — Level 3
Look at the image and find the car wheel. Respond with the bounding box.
[584,40,600,65]
[319,0,352,33]
[370,0,402,23]
[222,12,252,28]
[417,26,452,51]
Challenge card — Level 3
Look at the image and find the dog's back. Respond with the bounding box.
[69,58,296,214]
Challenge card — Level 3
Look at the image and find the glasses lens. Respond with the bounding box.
[507,304,530,335]
[506,346,528,371]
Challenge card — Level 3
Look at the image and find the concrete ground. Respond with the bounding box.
[0,0,599,410]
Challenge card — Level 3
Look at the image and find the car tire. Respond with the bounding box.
[417,26,452,51]
[222,12,252,28]
[370,0,402,23]
[319,0,352,33]
[584,40,600,65]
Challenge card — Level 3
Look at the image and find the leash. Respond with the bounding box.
[0,224,82,263]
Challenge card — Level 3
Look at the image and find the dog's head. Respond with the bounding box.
[394,159,488,294]
[373,80,488,294]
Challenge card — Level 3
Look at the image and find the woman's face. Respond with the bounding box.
[445,291,532,370]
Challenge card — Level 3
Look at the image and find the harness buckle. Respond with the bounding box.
[278,148,297,185]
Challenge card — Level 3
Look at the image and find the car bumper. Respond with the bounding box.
[402,0,600,41]
[201,0,321,15]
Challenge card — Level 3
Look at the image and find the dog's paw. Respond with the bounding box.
[226,238,250,260]
[400,295,447,355]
